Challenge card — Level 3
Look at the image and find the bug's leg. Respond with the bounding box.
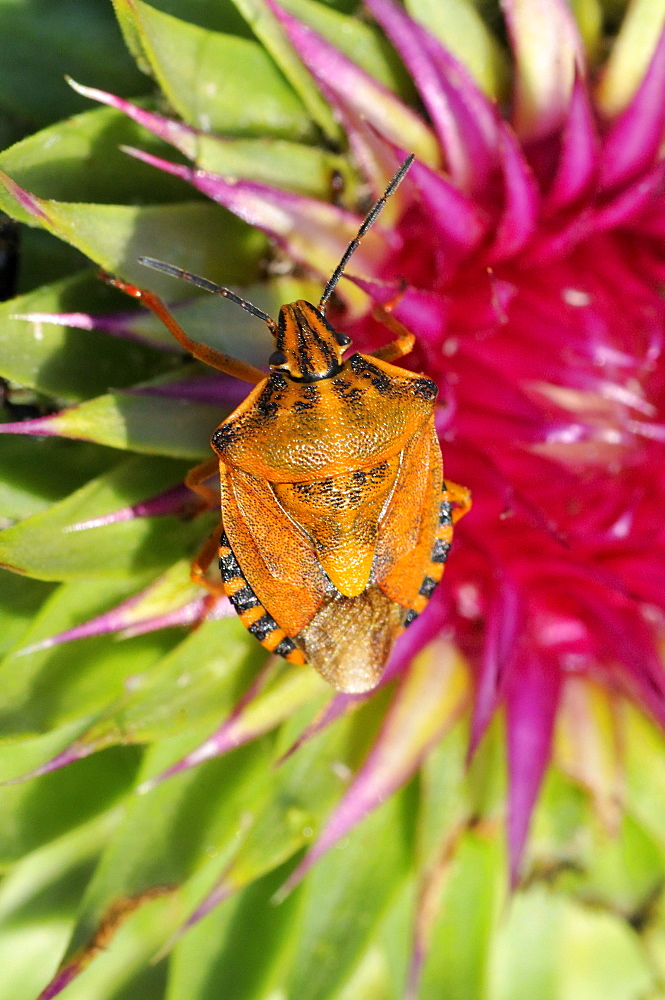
[369,305,415,362]
[101,273,265,384]
[444,481,472,523]
[191,519,227,597]
[184,457,219,513]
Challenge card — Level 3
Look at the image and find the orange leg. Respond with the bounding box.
[370,304,415,362]
[191,518,227,597]
[185,457,220,511]
[102,273,265,385]
[445,481,472,524]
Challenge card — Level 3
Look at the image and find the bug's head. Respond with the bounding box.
[269,301,351,382]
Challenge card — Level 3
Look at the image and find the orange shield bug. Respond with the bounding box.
[107,156,471,693]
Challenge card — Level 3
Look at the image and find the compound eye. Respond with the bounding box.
[335,331,352,347]
[269,349,288,368]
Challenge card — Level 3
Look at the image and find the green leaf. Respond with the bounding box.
[206,693,389,902]
[167,785,415,1000]
[0,570,55,658]
[283,785,416,1000]
[110,0,254,73]
[0,748,139,865]
[0,576,181,734]
[14,389,222,457]
[59,732,277,965]
[0,272,178,402]
[0,438,120,520]
[15,227,88,294]
[0,0,146,130]
[193,136,353,200]
[0,104,202,206]
[489,888,654,1000]
[0,805,124,1000]
[125,0,319,140]
[228,0,340,140]
[0,455,197,579]
[166,862,304,1000]
[0,181,268,294]
[79,616,266,748]
[420,829,504,1000]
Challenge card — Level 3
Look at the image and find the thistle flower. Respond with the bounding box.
[1,1,665,998]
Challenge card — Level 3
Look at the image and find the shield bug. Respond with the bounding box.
[107,156,471,693]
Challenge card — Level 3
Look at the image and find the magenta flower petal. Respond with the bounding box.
[487,128,539,260]
[365,0,495,191]
[266,0,440,167]
[405,156,488,252]
[598,28,665,191]
[67,78,200,158]
[544,72,599,212]
[592,159,665,232]
[468,576,522,758]
[506,651,561,885]
[350,275,449,344]
[121,146,395,280]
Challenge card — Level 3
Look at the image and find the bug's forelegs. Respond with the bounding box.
[185,457,220,511]
[445,481,472,523]
[101,273,265,384]
[369,304,415,362]
[190,519,228,597]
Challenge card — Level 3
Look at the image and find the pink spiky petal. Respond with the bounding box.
[11,308,183,352]
[66,77,201,158]
[544,71,599,213]
[598,28,665,191]
[121,146,395,281]
[265,0,440,168]
[365,0,500,192]
[63,483,192,532]
[506,650,561,885]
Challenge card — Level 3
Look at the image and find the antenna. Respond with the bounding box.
[318,154,414,312]
[139,256,276,331]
